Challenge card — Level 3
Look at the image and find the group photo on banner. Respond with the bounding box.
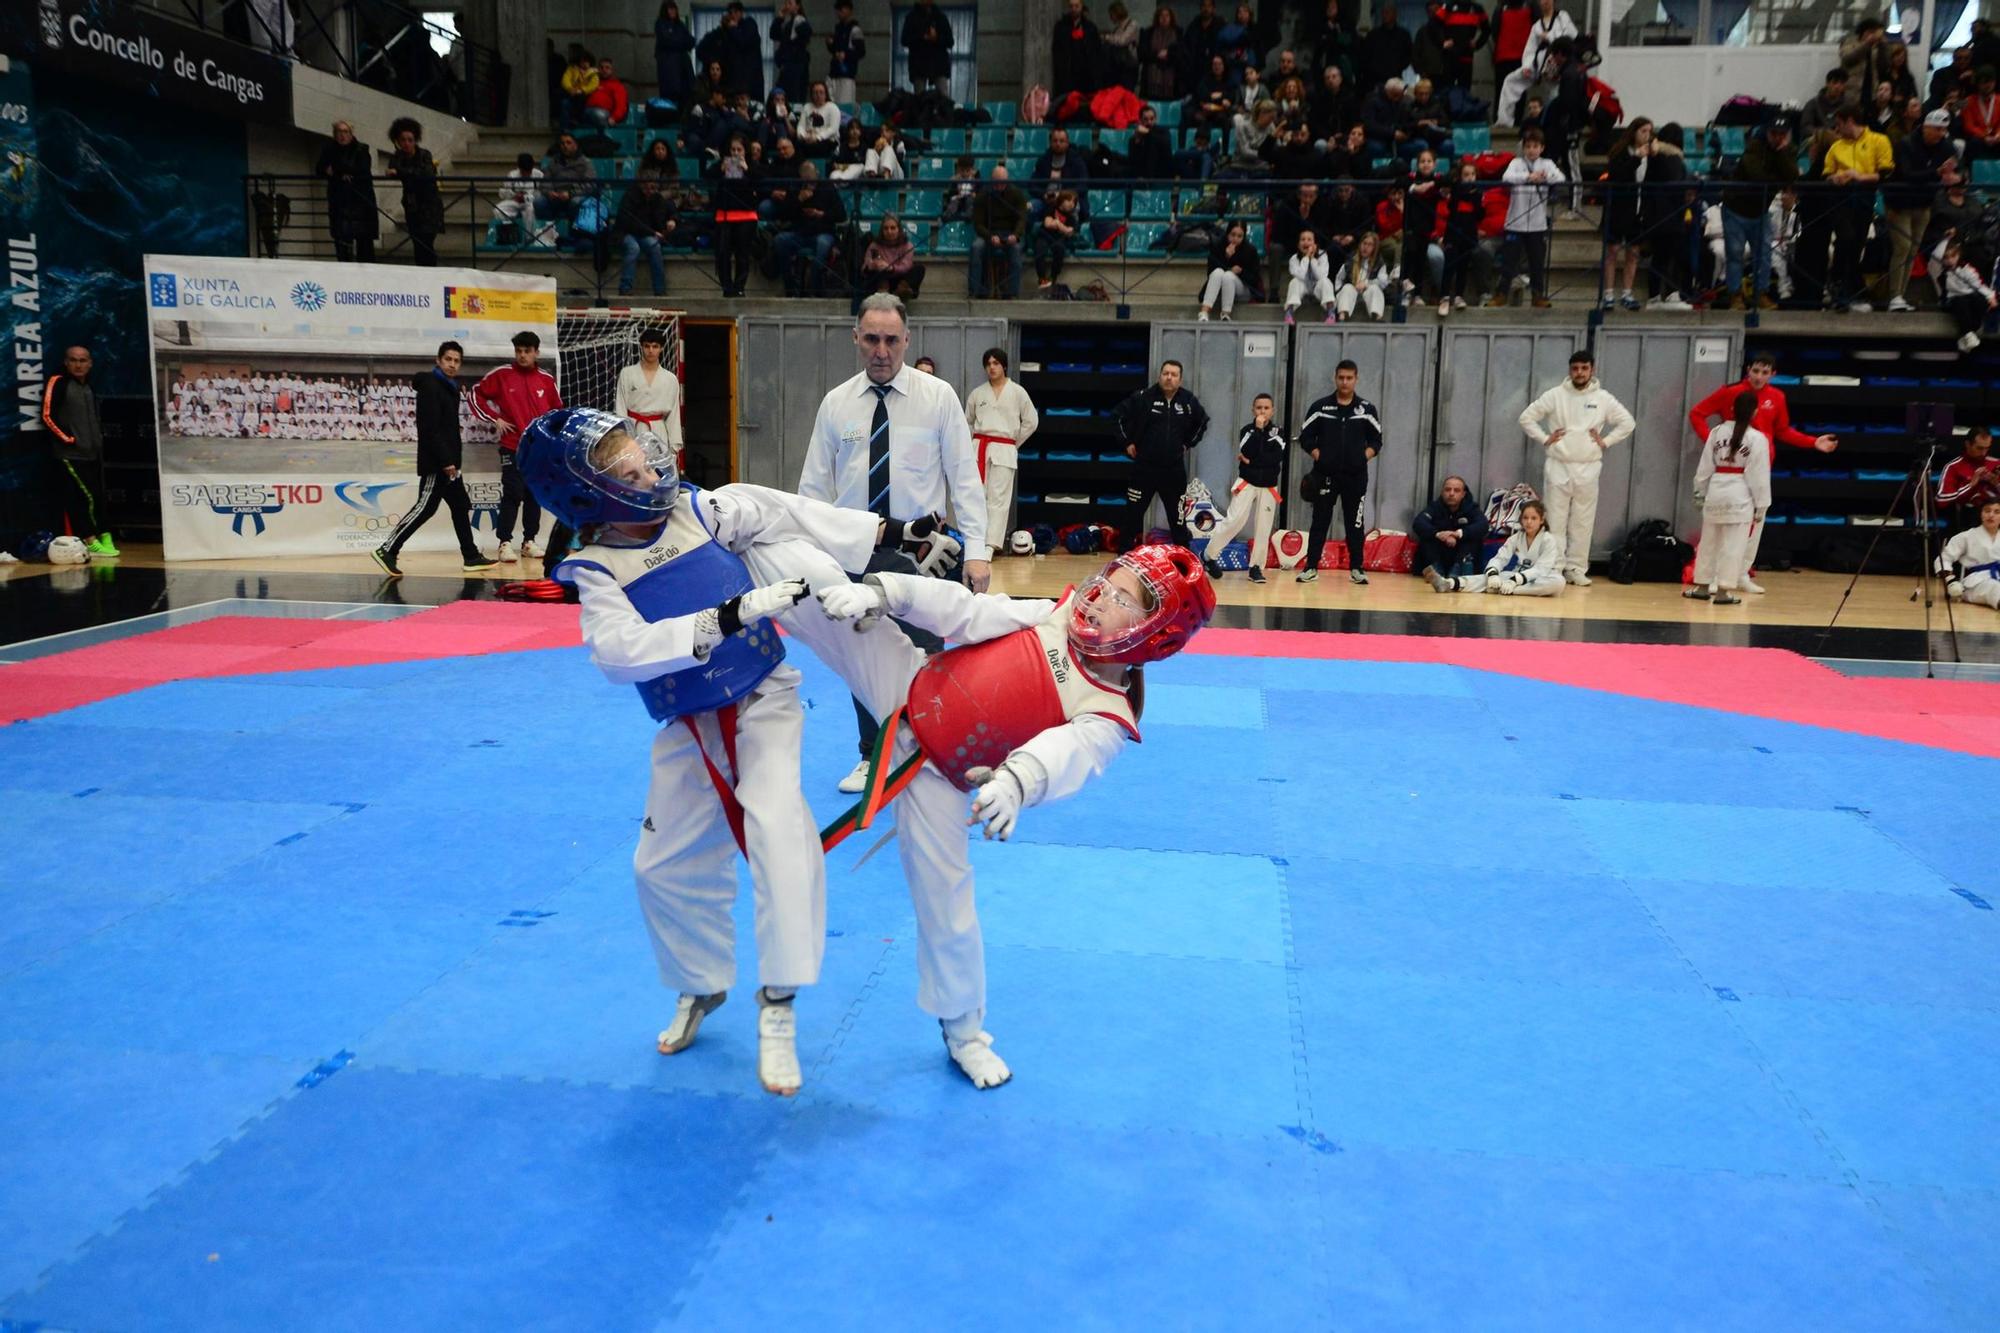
[143,256,557,560]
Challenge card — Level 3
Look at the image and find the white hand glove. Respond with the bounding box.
[909,525,962,578]
[964,762,1026,841]
[732,578,810,628]
[816,579,886,628]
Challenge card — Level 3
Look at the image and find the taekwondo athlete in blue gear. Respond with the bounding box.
[521,407,886,1097]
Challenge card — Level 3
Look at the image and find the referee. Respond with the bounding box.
[798,292,989,793]
[373,341,498,576]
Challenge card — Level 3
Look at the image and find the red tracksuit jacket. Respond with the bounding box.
[1687,381,1817,462]
[472,363,563,451]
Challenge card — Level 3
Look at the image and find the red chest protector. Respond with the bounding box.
[905,597,1141,792]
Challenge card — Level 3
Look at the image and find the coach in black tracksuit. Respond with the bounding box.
[373,340,495,576]
[1113,359,1210,546]
[1296,358,1383,583]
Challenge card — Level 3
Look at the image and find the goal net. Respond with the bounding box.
[555,308,684,415]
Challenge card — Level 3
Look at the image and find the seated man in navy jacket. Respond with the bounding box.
[1412,474,1489,582]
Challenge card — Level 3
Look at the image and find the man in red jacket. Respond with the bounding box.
[1938,427,2000,534]
[584,57,631,128]
[473,330,563,561]
[1687,350,1837,592]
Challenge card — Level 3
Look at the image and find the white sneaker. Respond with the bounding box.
[1741,576,1766,594]
[497,541,518,562]
[1438,298,1452,317]
[522,539,546,558]
[1452,296,1467,310]
[943,1026,1012,1089]
[1656,293,1693,311]
[1197,310,1211,322]
[1564,569,1591,586]
[1219,312,1232,322]
[1960,331,1983,353]
[1888,296,1914,312]
[758,990,802,1096]
[837,758,871,794]
[1846,300,1874,313]
[657,991,727,1054]
[0,550,17,564]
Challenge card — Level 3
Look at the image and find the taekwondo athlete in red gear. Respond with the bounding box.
[802,543,1216,1088]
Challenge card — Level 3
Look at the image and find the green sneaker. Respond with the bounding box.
[89,535,120,558]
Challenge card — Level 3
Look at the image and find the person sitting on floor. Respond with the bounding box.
[1428,498,1564,595]
[1412,474,1490,586]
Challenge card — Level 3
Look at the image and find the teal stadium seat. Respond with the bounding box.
[1015,126,1051,155]
[915,155,954,179]
[936,220,973,254]
[928,128,968,153]
[1451,125,1490,155]
[1123,223,1170,254]
[859,187,901,218]
[982,100,1019,126]
[1128,188,1174,219]
[970,127,1011,154]
[1150,100,1182,126]
[1974,158,2000,186]
[902,188,943,218]
[1711,125,1747,156]
[1087,189,1128,219]
[1098,129,1132,153]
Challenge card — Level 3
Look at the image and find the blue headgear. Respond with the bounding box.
[517,407,680,529]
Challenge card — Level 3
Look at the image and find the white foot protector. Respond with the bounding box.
[658,990,726,1054]
[758,991,802,1096]
[837,759,871,794]
[1741,576,1766,594]
[943,1026,1012,1089]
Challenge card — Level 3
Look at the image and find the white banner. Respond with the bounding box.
[143,255,558,561]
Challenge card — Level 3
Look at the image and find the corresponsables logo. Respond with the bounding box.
[290,280,328,312]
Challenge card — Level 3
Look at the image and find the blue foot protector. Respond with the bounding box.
[809,944,1297,1138]
[0,1040,302,1304]
[1285,860,1693,993]
[971,843,1286,964]
[1564,799,1954,896]
[672,1105,1325,1332]
[1312,1143,1946,1331]
[1632,878,2000,1011]
[1292,970,1834,1178]
[1732,995,2000,1190]
[3,1067,787,1333]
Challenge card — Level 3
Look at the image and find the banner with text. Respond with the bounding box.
[144,255,558,560]
[5,0,292,126]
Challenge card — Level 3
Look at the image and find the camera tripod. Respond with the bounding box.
[1820,435,1961,676]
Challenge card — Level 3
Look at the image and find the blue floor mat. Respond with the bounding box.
[3,1067,787,1332]
[6,638,2000,1329]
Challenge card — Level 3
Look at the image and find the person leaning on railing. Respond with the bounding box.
[1882,109,1961,310]
[1718,116,1798,311]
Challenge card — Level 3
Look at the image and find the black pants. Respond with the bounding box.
[543,521,575,575]
[1828,188,1871,305]
[333,235,376,262]
[497,450,541,544]
[852,544,945,759]
[411,232,439,266]
[1306,476,1367,570]
[1945,292,1992,336]
[1501,230,1549,297]
[53,454,104,537]
[382,470,481,560]
[714,219,755,295]
[1794,196,1836,307]
[1128,461,1191,545]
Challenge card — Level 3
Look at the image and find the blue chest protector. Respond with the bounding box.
[554,484,785,721]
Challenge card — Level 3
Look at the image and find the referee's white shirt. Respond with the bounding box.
[799,365,990,561]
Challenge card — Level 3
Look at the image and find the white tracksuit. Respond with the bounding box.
[1498,10,1578,123]
[1285,249,1337,314]
[1335,252,1392,320]
[567,485,879,998]
[780,574,1130,1024]
[1447,526,1566,594]
[965,377,1040,555]
[1692,424,1772,592]
[1208,480,1280,569]
[1518,376,1637,576]
[1939,525,2000,609]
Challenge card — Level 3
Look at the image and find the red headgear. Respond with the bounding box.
[1067,544,1216,665]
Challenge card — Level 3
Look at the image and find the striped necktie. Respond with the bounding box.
[867,383,893,519]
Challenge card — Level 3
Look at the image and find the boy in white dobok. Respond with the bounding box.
[1939,499,2000,609]
[1428,498,1566,595]
[1685,389,1772,606]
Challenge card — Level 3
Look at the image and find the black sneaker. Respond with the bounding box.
[370,547,401,577]
[1247,567,1266,583]
[1203,557,1226,579]
[462,554,498,573]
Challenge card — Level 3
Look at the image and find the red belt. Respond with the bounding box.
[630,410,667,424]
[1716,466,1745,474]
[974,433,1013,481]
[684,705,746,855]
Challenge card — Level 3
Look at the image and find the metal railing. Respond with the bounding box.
[149,0,508,123]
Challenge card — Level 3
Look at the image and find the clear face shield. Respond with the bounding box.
[578,419,681,521]
[1067,562,1164,660]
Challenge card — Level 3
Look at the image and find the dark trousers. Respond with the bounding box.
[714,219,755,295]
[1945,291,1993,336]
[1794,195,1836,307]
[53,454,104,537]
[851,544,945,759]
[1415,534,1481,578]
[1828,187,1871,304]
[497,450,541,543]
[383,470,481,560]
[333,235,375,262]
[1501,229,1549,296]
[410,232,439,266]
[1306,476,1367,569]
[1128,461,1191,544]
[543,521,575,575]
